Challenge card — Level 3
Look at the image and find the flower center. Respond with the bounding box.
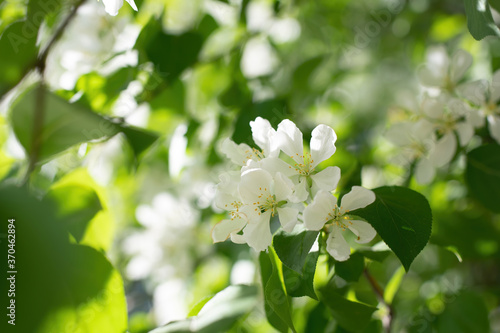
[244,148,265,162]
[324,205,352,231]
[252,187,283,216]
[288,152,315,176]
[225,201,244,220]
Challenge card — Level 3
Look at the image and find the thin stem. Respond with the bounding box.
[22,0,86,185]
[36,0,87,73]
[401,159,416,188]
[364,268,395,333]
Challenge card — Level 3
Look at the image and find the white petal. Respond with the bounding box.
[310,124,337,168]
[415,158,435,185]
[413,119,436,142]
[340,186,375,214]
[243,211,273,251]
[488,115,500,144]
[277,206,299,232]
[126,0,138,11]
[276,119,304,160]
[468,109,485,128]
[212,218,247,243]
[491,70,500,103]
[311,166,341,195]
[456,80,487,106]
[230,233,247,244]
[456,122,474,146]
[215,191,237,210]
[239,168,273,204]
[348,220,376,244]
[303,191,336,231]
[258,157,296,177]
[450,49,472,84]
[418,66,445,87]
[221,138,253,166]
[421,97,445,119]
[274,172,294,201]
[289,178,309,203]
[250,117,278,157]
[102,0,123,16]
[326,227,351,261]
[430,132,456,167]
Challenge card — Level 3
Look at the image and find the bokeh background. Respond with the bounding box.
[0,0,499,332]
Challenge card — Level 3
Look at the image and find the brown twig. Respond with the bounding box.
[364,268,395,333]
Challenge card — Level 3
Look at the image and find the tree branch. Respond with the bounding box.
[364,268,395,333]
[23,0,87,184]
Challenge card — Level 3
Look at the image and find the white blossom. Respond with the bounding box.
[276,119,341,198]
[303,187,376,261]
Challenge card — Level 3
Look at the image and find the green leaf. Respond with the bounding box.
[259,249,297,333]
[320,288,377,333]
[273,226,319,273]
[45,185,102,242]
[0,186,127,333]
[489,0,500,12]
[118,124,159,158]
[0,20,39,95]
[463,0,500,40]
[436,291,490,332]
[282,250,319,300]
[465,144,500,213]
[146,31,204,85]
[335,252,364,282]
[351,186,432,272]
[149,285,258,333]
[305,304,330,333]
[10,84,120,163]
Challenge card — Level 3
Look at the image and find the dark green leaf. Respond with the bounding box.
[0,20,39,95]
[489,0,500,12]
[463,0,500,40]
[320,288,377,333]
[465,144,500,213]
[146,31,204,85]
[283,250,319,300]
[259,249,297,333]
[273,227,319,273]
[351,186,432,272]
[118,124,159,158]
[45,185,102,242]
[335,252,364,282]
[149,285,258,333]
[305,304,330,333]
[436,291,490,332]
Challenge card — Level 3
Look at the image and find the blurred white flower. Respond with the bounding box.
[102,0,138,16]
[385,119,437,184]
[458,70,500,144]
[418,46,472,91]
[303,187,376,261]
[123,192,198,282]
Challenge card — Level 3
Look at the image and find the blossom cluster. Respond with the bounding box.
[212,117,377,261]
[386,46,500,184]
